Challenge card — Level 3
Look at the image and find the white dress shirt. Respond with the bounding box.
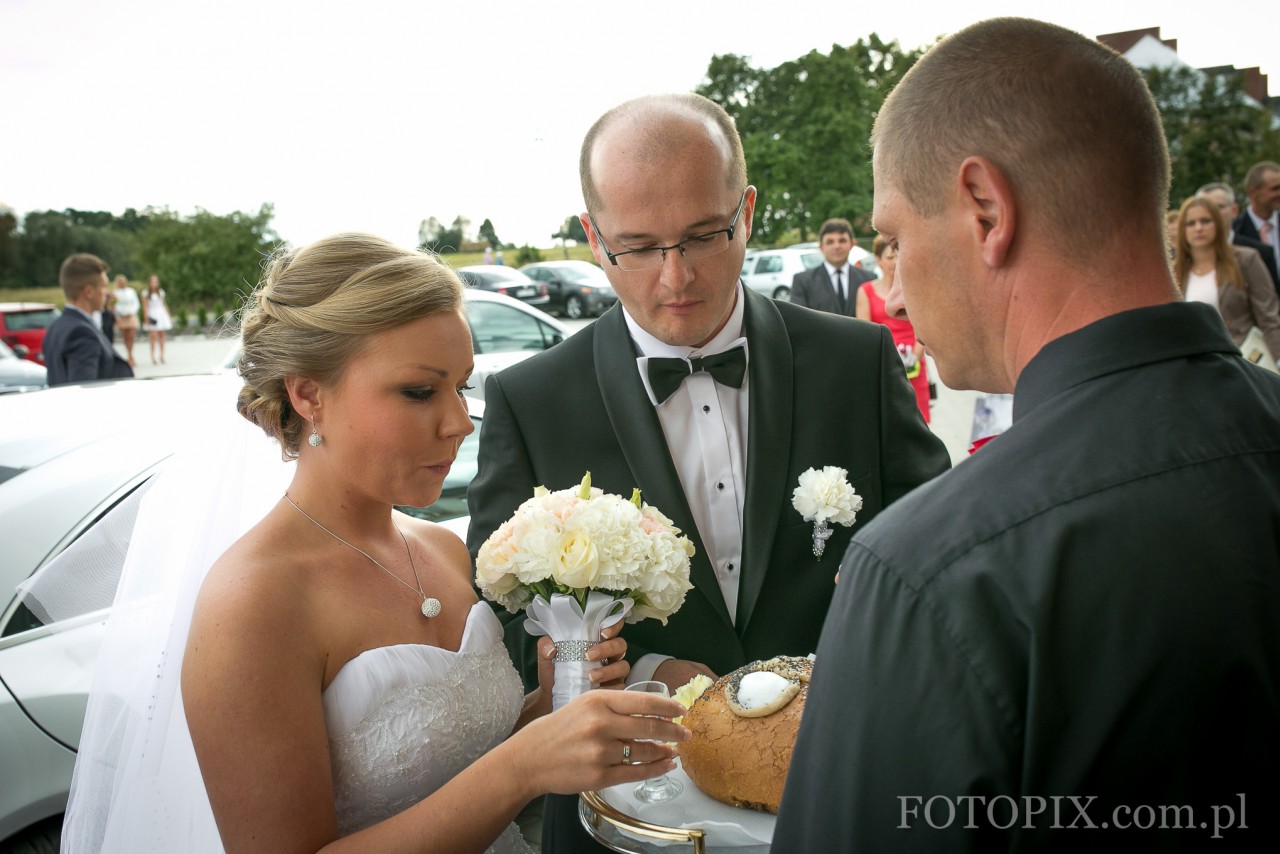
[622,284,750,682]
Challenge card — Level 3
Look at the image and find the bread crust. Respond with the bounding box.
[676,657,811,813]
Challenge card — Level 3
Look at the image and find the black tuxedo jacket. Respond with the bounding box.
[467,288,949,685]
[1233,212,1280,292]
[43,309,133,386]
[789,264,874,316]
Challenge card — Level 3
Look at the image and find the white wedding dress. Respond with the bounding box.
[325,601,533,852]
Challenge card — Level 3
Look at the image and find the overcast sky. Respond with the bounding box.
[3,0,1276,249]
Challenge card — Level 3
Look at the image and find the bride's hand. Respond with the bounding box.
[534,621,630,696]
[516,689,689,796]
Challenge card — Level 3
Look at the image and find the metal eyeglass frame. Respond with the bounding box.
[588,188,749,271]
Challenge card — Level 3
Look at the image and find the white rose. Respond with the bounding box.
[551,528,600,589]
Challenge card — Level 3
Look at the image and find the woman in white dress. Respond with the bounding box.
[61,233,686,853]
[143,274,173,364]
[110,275,140,366]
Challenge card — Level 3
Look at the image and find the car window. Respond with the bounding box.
[466,301,562,354]
[801,253,823,270]
[524,268,547,282]
[396,415,481,523]
[4,308,59,331]
[756,255,783,274]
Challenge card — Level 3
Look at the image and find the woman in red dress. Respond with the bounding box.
[855,235,930,422]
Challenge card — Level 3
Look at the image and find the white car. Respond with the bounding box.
[739,247,823,301]
[0,340,47,393]
[0,375,484,849]
[219,288,569,402]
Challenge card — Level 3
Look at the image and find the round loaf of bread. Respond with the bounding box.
[676,656,811,813]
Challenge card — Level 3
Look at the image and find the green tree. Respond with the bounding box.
[134,204,279,308]
[1143,65,1280,206]
[5,209,138,288]
[477,218,502,249]
[419,214,469,253]
[0,209,20,287]
[552,215,589,244]
[697,35,925,244]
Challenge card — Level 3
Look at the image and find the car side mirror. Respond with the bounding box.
[12,343,30,358]
[547,333,564,348]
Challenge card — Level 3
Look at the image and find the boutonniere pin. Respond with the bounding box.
[791,466,863,559]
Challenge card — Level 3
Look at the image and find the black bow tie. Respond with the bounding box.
[646,345,747,404]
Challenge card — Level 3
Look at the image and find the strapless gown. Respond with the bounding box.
[323,600,533,852]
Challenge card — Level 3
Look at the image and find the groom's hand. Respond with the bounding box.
[654,659,717,693]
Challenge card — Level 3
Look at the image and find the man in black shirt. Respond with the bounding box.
[776,17,1280,852]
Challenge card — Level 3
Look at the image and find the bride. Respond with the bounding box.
[59,233,687,853]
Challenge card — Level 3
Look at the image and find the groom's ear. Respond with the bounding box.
[284,374,322,423]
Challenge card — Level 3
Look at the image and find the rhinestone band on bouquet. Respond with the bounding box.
[475,472,695,709]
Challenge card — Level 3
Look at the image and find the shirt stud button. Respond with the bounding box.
[717,482,724,490]
[702,405,710,413]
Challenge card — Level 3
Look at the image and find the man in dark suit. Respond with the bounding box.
[467,93,949,853]
[788,217,874,315]
[776,19,1280,851]
[1234,161,1280,289]
[1198,181,1279,291]
[44,253,134,386]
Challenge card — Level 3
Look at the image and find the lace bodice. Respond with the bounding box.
[323,601,532,852]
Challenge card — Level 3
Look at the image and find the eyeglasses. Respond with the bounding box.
[589,189,748,272]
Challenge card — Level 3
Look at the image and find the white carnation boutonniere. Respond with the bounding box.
[791,466,863,559]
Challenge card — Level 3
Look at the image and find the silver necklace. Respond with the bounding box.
[284,492,442,619]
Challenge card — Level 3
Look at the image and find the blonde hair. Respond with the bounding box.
[236,233,464,457]
[871,18,1170,249]
[579,93,747,215]
[1173,197,1243,292]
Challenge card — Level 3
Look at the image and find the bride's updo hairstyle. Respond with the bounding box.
[237,232,464,457]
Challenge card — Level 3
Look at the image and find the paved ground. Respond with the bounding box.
[123,325,981,465]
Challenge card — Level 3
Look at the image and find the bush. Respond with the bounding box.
[514,244,544,266]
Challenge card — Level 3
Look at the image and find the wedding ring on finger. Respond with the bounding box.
[621,741,632,764]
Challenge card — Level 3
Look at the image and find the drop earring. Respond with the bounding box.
[308,421,323,447]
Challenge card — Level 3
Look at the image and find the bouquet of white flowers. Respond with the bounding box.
[476,472,695,708]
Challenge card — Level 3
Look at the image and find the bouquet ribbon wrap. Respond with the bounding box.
[525,591,633,710]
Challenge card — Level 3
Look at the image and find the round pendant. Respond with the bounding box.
[421,597,442,618]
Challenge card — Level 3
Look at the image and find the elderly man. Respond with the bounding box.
[467,92,949,853]
[776,18,1280,852]
[44,253,133,385]
[1235,161,1280,283]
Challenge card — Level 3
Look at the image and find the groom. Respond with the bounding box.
[467,92,949,852]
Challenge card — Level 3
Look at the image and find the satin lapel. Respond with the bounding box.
[592,310,733,628]
[736,290,794,632]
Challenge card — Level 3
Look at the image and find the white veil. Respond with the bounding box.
[23,386,293,853]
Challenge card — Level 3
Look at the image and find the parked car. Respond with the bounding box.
[787,241,878,277]
[0,375,484,850]
[739,248,823,301]
[218,289,568,402]
[0,303,60,365]
[456,266,550,308]
[519,260,618,319]
[0,340,47,393]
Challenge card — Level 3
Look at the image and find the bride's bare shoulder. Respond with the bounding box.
[398,514,474,585]
[193,510,318,632]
